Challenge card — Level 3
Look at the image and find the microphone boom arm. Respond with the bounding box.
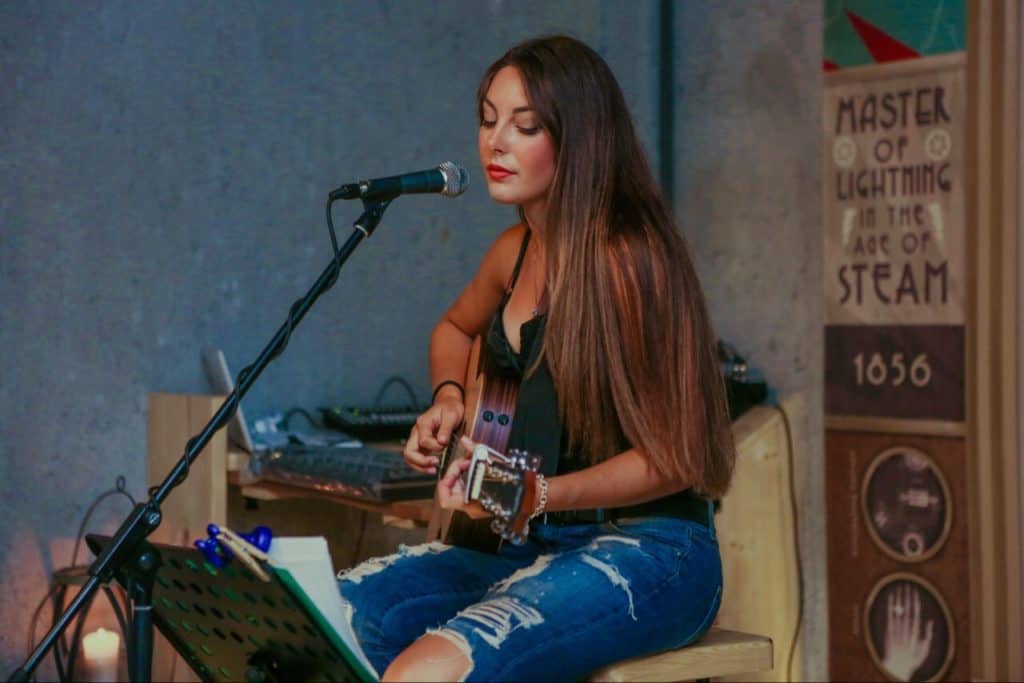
[9,196,394,683]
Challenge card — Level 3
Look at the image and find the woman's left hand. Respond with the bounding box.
[436,436,491,520]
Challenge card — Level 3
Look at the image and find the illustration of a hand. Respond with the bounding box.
[881,584,934,681]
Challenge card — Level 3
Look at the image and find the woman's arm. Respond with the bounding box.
[543,448,691,512]
[438,439,691,519]
[403,224,527,473]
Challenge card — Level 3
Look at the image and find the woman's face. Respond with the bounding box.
[478,66,556,217]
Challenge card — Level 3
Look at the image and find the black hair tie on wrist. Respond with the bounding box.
[432,380,465,404]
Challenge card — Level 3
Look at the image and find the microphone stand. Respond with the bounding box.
[9,197,394,683]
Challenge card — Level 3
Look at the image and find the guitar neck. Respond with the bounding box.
[430,334,527,553]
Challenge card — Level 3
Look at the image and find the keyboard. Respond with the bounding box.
[248,444,435,503]
[318,405,426,441]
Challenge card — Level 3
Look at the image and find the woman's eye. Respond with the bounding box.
[480,120,497,128]
[518,126,540,135]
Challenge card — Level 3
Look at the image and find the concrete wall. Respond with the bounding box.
[676,2,825,678]
[0,1,824,678]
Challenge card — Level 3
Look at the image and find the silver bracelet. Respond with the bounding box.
[531,474,549,519]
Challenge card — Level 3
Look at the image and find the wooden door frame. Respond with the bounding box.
[965,1,1022,679]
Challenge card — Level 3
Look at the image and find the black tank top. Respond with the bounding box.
[484,231,591,476]
[485,230,542,377]
[485,231,708,521]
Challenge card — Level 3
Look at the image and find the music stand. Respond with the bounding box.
[85,535,375,683]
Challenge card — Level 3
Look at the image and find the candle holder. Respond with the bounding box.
[49,566,129,683]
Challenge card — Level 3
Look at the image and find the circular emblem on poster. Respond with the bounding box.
[863,573,955,682]
[833,135,858,168]
[860,446,952,562]
[924,128,952,162]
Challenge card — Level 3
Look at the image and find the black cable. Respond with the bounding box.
[773,403,805,682]
[70,476,136,568]
[372,376,421,410]
[348,510,370,569]
[103,584,131,652]
[51,590,69,683]
[281,407,319,432]
[62,593,94,683]
[324,195,345,295]
[26,584,62,681]
[327,197,342,263]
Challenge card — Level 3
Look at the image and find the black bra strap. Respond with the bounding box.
[505,229,532,294]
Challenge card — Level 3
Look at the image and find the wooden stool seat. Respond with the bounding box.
[589,628,773,682]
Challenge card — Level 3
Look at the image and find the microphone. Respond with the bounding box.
[330,161,469,201]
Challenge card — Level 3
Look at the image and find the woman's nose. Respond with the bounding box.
[488,123,508,153]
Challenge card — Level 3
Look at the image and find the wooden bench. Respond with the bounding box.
[589,628,772,682]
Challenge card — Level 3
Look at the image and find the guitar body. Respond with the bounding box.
[427,336,521,554]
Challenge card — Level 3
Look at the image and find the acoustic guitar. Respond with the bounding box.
[426,336,542,553]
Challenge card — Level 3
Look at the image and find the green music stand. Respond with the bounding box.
[86,534,376,683]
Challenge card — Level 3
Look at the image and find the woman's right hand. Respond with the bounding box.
[403,394,465,475]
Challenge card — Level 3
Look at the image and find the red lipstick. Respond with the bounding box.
[487,163,514,180]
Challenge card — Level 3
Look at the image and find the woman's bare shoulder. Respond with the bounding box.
[479,222,528,285]
[492,222,528,255]
[441,223,526,335]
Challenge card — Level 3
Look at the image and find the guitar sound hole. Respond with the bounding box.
[483,411,495,422]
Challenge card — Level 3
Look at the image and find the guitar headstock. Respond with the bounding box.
[464,444,542,545]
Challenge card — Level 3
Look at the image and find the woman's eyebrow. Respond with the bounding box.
[482,98,534,114]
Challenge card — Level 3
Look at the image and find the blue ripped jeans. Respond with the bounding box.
[336,508,722,682]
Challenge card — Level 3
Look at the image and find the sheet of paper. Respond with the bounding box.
[267,537,376,679]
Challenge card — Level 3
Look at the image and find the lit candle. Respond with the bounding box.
[82,627,120,682]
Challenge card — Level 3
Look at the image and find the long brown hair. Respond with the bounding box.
[478,36,734,498]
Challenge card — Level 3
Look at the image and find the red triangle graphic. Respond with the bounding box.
[823,59,840,72]
[845,9,920,63]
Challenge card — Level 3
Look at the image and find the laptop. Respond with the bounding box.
[201,347,257,454]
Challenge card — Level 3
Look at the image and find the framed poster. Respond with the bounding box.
[824,55,966,428]
[826,430,969,682]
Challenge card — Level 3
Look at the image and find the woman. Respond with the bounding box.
[338,35,735,682]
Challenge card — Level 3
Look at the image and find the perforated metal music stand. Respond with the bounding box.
[86,535,375,683]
